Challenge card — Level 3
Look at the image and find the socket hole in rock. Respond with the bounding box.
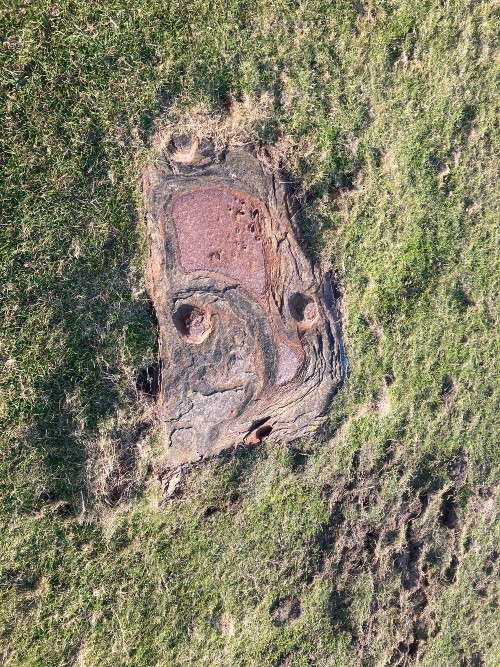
[289,293,318,325]
[173,304,211,343]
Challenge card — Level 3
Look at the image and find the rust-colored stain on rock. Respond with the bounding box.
[171,187,266,296]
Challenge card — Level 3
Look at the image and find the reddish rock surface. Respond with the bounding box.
[171,187,266,296]
[143,141,345,470]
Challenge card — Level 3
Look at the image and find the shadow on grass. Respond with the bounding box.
[24,185,155,514]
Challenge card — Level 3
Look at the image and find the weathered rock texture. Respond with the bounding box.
[143,139,345,469]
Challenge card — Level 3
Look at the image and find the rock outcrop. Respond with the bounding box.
[143,139,345,469]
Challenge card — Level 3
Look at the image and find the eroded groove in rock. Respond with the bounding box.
[143,140,345,469]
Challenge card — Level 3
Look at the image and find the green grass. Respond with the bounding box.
[1,0,499,665]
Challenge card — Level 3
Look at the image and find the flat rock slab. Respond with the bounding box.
[143,140,345,469]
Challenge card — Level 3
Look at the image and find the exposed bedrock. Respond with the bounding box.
[143,140,345,469]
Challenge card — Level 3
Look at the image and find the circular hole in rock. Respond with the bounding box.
[255,425,273,440]
[173,304,211,343]
[289,293,318,325]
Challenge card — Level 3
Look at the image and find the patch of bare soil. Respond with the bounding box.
[271,598,301,627]
[312,449,498,666]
